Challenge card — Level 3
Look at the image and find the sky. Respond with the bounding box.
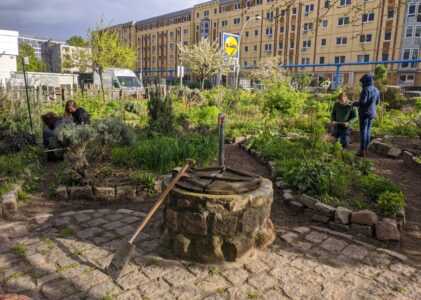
[0,0,200,41]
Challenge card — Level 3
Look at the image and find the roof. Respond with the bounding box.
[18,33,65,43]
[136,8,192,26]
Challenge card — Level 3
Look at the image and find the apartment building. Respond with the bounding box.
[109,0,420,86]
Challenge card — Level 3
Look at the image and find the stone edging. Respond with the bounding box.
[1,184,21,219]
[403,151,421,173]
[369,136,421,159]
[238,140,405,242]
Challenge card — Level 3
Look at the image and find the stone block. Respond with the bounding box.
[283,192,294,202]
[351,209,378,226]
[55,185,68,200]
[68,185,93,199]
[314,202,336,217]
[368,139,381,152]
[328,221,349,232]
[298,194,319,209]
[375,218,400,241]
[174,234,190,258]
[335,206,352,224]
[289,201,304,215]
[179,212,208,236]
[194,235,224,263]
[402,151,414,168]
[275,178,285,190]
[387,148,402,159]
[93,186,116,200]
[280,232,299,244]
[255,218,276,249]
[312,214,330,223]
[116,186,137,200]
[2,192,17,217]
[222,235,255,262]
[376,142,393,155]
[351,223,373,237]
[212,212,238,237]
[242,209,262,234]
[164,208,178,232]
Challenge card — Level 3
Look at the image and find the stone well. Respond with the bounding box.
[160,167,275,263]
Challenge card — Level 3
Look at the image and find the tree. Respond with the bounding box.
[62,47,92,73]
[17,42,45,72]
[66,35,88,48]
[251,57,287,87]
[88,18,137,98]
[178,39,232,89]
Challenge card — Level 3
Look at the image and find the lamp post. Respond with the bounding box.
[236,15,262,89]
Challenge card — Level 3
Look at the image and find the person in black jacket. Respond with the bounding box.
[65,100,91,125]
[41,112,72,149]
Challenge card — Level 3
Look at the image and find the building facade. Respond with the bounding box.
[109,0,419,86]
[49,43,92,74]
[0,29,18,85]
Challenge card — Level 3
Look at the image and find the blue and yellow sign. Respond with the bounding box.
[222,33,240,60]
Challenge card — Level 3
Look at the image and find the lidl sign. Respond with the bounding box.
[222,33,240,60]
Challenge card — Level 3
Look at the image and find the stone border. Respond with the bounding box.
[1,184,21,219]
[403,151,421,173]
[369,136,421,159]
[239,140,405,242]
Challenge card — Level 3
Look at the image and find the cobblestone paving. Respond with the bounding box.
[0,209,419,300]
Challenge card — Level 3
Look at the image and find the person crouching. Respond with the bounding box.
[65,100,91,125]
[330,92,358,149]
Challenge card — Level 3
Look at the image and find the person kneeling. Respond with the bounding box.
[330,93,358,149]
[65,100,91,125]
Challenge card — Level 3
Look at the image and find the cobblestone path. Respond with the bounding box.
[0,209,419,300]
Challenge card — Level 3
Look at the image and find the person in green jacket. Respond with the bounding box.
[331,92,358,149]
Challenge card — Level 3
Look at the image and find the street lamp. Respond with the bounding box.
[236,15,262,88]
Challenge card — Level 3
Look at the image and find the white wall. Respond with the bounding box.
[0,30,19,85]
[8,72,79,87]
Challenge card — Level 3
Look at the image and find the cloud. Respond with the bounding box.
[0,0,200,39]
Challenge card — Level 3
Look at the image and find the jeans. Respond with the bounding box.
[359,117,374,150]
[43,128,54,148]
[334,126,350,149]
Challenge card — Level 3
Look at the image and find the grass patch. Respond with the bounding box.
[56,262,79,273]
[17,190,28,204]
[208,266,219,277]
[248,291,261,299]
[12,244,26,256]
[60,227,74,238]
[82,267,93,275]
[145,257,160,266]
[102,293,114,300]
[40,237,55,249]
[216,287,227,294]
[8,271,24,280]
[71,247,86,256]
[394,285,406,293]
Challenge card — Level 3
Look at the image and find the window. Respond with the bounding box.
[267,11,274,20]
[264,44,272,52]
[244,46,249,52]
[334,56,345,63]
[246,16,250,21]
[183,29,188,35]
[204,10,209,17]
[233,18,241,25]
[291,24,296,32]
[254,30,259,36]
[357,54,370,62]
[280,27,284,33]
[279,42,283,49]
[406,26,413,38]
[290,41,295,49]
[256,0,262,4]
[267,0,274,3]
[360,34,372,43]
[302,58,310,64]
[221,20,228,27]
[302,40,312,48]
[402,49,419,68]
[415,26,421,38]
[324,0,330,9]
[244,61,248,66]
[292,7,297,15]
[384,31,392,41]
[303,22,313,32]
[387,9,394,19]
[245,31,250,37]
[234,3,241,10]
[266,28,273,36]
[340,0,351,6]
[382,53,389,61]
[336,37,347,45]
[320,56,325,64]
[305,4,314,14]
[214,8,217,14]
[338,17,350,26]
[362,13,375,23]
[322,20,328,28]
[399,74,415,84]
[253,45,258,52]
[408,4,416,16]
[321,38,327,46]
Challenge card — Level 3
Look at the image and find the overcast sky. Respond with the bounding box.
[0,0,200,41]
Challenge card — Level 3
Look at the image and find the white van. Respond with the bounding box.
[94,68,143,90]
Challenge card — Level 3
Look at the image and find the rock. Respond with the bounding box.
[222,235,255,262]
[212,212,238,237]
[179,212,208,236]
[283,192,294,202]
[314,202,336,217]
[335,206,352,224]
[375,142,393,155]
[351,209,378,226]
[55,185,68,200]
[2,192,17,218]
[328,221,349,232]
[292,226,311,236]
[174,234,190,257]
[280,232,299,244]
[116,186,137,200]
[387,148,402,159]
[68,185,93,200]
[351,223,373,237]
[368,139,382,152]
[396,209,406,230]
[289,201,304,214]
[298,194,318,209]
[375,218,400,241]
[402,151,414,168]
[312,214,330,223]
[376,248,408,261]
[255,219,276,249]
[93,186,115,200]
[275,179,285,190]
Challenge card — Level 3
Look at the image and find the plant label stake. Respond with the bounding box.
[106,159,195,280]
[218,113,225,167]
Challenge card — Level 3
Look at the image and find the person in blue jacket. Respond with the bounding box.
[353,74,380,157]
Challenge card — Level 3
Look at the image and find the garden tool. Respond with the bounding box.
[106,158,195,280]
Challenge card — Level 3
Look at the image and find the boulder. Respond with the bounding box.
[116,185,137,200]
[68,185,93,200]
[289,201,304,214]
[2,192,17,218]
[312,214,330,223]
[55,185,68,200]
[375,143,393,155]
[283,192,294,202]
[328,221,349,232]
[387,148,402,159]
[298,194,319,209]
[93,186,116,200]
[375,218,400,241]
[351,209,378,226]
[314,202,336,217]
[335,206,352,224]
[351,223,373,237]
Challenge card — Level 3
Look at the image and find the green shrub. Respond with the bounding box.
[263,84,307,117]
[377,191,405,217]
[112,134,217,173]
[148,87,175,134]
[129,170,156,191]
[356,173,401,201]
